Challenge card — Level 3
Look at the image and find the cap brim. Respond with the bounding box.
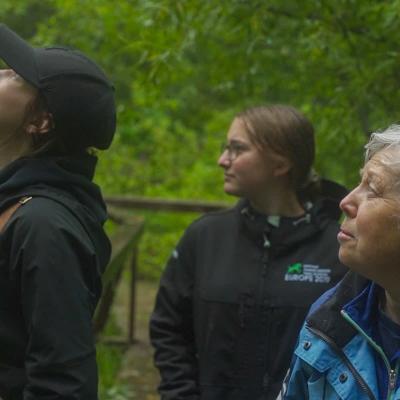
[0,24,39,87]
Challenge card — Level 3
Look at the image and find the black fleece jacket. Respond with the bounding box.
[0,154,110,400]
[150,197,347,400]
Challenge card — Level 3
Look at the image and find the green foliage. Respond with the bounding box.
[14,0,399,184]
[96,317,124,399]
[137,211,198,280]
[2,0,400,277]
[3,0,400,391]
[97,342,124,398]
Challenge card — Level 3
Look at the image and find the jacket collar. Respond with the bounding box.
[343,282,382,337]
[236,198,326,252]
[307,272,371,347]
[0,154,107,224]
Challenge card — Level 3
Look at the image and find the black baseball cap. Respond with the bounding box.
[0,24,116,150]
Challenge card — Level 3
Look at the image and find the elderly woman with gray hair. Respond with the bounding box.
[281,125,400,399]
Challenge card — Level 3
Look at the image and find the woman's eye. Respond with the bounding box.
[367,184,379,197]
[232,144,246,153]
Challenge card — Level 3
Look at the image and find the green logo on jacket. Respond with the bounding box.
[285,263,332,283]
[287,263,303,274]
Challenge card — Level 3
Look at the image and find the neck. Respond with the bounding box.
[249,184,304,217]
[382,290,400,325]
[0,133,32,169]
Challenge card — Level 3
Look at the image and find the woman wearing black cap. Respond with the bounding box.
[0,25,115,399]
[150,105,348,400]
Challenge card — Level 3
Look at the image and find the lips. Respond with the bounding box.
[337,227,355,242]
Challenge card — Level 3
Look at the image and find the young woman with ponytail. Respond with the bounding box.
[150,105,347,400]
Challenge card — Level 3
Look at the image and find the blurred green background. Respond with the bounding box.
[4,0,400,278]
[3,1,400,397]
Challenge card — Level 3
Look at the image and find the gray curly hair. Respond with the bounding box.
[365,124,400,163]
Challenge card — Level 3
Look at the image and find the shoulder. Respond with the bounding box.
[186,205,238,234]
[310,209,342,252]
[320,221,341,242]
[4,196,88,244]
[19,196,78,224]
[312,205,341,233]
[171,205,238,256]
[177,206,237,245]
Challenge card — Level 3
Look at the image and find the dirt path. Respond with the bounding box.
[113,279,160,399]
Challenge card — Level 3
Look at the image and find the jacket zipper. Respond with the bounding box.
[238,236,270,329]
[258,233,270,306]
[385,361,399,400]
[307,325,376,400]
[341,310,399,400]
[258,235,270,384]
[389,367,397,397]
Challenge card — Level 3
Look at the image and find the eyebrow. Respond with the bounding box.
[227,139,248,146]
[362,166,386,188]
[360,166,378,181]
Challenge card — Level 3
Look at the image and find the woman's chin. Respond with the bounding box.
[223,184,241,197]
[338,250,354,269]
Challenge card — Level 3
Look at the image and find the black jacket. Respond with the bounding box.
[150,197,347,400]
[0,155,111,400]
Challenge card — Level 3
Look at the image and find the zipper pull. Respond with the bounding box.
[389,369,396,390]
[292,213,311,226]
[19,196,33,205]
[262,233,270,248]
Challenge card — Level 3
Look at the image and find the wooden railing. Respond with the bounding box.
[94,210,144,345]
[105,195,230,213]
[94,196,230,345]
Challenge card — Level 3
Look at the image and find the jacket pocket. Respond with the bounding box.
[308,371,341,399]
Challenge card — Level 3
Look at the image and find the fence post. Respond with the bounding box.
[128,244,138,344]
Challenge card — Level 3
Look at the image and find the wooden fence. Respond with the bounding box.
[105,195,229,213]
[94,196,230,345]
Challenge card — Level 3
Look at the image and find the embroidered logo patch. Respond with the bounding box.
[285,263,331,283]
[287,262,303,274]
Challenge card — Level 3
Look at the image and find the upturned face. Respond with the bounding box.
[217,117,291,200]
[0,68,37,138]
[338,147,400,285]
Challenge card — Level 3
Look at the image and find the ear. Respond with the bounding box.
[272,154,292,178]
[26,112,54,135]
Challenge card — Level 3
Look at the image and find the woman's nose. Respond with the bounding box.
[339,188,358,218]
[218,151,230,168]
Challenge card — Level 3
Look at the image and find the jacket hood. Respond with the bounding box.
[236,196,339,254]
[0,154,110,269]
[0,154,107,224]
[313,178,348,221]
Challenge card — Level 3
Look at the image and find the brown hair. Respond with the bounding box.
[237,105,319,200]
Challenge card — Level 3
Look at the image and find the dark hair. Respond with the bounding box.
[237,105,320,201]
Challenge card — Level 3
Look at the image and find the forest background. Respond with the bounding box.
[2,0,400,398]
[3,0,400,278]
